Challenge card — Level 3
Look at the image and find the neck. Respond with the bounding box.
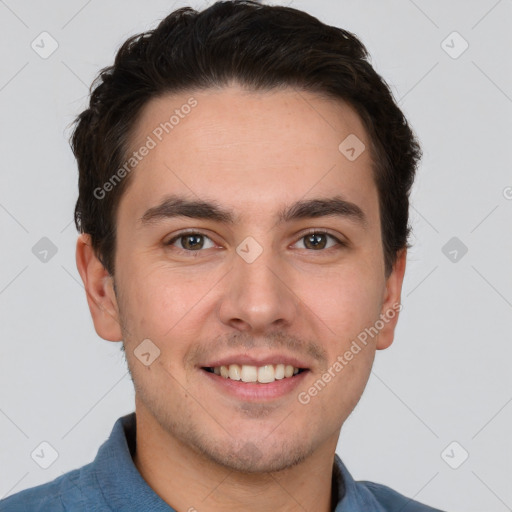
[133,409,339,512]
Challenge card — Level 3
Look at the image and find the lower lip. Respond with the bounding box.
[201,369,309,401]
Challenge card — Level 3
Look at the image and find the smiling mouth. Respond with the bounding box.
[202,364,307,384]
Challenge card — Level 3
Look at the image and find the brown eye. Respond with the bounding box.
[167,233,215,251]
[296,231,342,250]
[304,233,328,249]
[180,234,204,250]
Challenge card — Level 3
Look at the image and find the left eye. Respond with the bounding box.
[294,232,341,250]
[167,233,216,251]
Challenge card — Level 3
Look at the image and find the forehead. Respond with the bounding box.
[118,85,378,226]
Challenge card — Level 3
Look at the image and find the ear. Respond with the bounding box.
[376,248,407,350]
[75,233,123,342]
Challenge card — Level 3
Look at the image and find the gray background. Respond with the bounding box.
[0,1,511,511]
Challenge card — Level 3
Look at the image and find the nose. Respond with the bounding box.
[217,249,298,333]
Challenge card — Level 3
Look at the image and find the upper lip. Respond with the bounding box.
[200,353,311,370]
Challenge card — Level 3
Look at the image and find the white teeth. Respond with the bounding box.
[228,364,241,381]
[210,363,303,383]
[241,365,258,382]
[257,365,275,383]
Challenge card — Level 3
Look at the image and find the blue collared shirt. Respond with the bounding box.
[0,413,445,511]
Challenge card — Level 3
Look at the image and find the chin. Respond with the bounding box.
[178,422,314,474]
[202,441,312,474]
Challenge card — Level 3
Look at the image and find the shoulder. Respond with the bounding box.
[334,455,446,511]
[0,465,89,512]
[359,479,446,512]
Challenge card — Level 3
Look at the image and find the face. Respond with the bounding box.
[79,85,406,473]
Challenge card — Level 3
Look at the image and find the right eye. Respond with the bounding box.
[166,232,217,252]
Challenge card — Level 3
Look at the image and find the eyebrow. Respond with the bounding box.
[139,194,368,230]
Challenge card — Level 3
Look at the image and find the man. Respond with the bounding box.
[0,1,445,511]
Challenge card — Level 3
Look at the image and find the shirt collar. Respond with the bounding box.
[92,412,173,511]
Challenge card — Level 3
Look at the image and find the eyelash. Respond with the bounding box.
[165,229,346,255]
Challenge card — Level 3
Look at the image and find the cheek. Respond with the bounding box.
[301,265,383,341]
[118,267,201,389]
[332,353,374,418]
[119,261,216,344]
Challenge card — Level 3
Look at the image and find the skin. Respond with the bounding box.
[76,84,407,512]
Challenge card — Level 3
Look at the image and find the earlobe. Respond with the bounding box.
[376,248,407,350]
[75,234,123,342]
